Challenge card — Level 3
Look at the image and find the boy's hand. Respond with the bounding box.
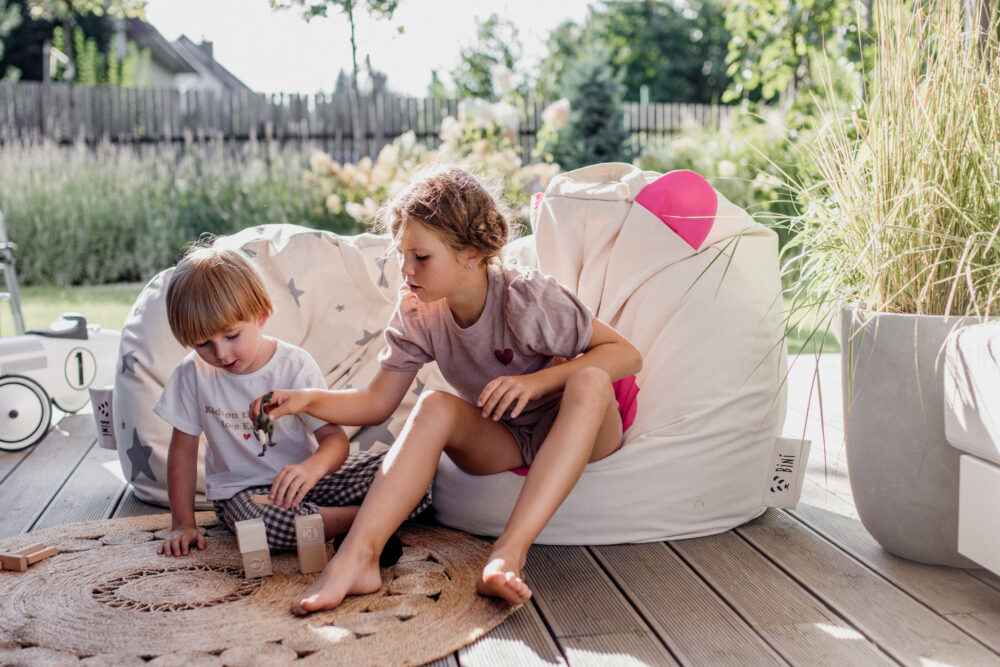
[270,462,323,510]
[159,526,206,557]
[478,373,547,421]
[250,389,309,423]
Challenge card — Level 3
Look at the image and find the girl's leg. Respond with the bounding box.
[292,390,524,615]
[480,367,621,602]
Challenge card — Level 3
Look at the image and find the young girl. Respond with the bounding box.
[253,166,642,614]
[155,245,427,560]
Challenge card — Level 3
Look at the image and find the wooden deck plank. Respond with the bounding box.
[672,530,891,666]
[592,543,786,667]
[459,602,565,666]
[968,569,1000,593]
[791,499,1000,654]
[0,414,97,538]
[112,486,168,518]
[739,510,1000,666]
[0,447,31,482]
[527,545,679,666]
[32,440,126,530]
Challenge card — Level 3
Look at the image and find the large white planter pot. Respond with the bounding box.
[841,306,978,567]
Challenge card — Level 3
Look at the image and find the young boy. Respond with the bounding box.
[154,244,428,559]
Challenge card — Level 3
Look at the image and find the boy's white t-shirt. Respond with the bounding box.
[154,339,328,501]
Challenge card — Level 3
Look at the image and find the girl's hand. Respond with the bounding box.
[159,526,206,557]
[250,389,309,423]
[478,374,547,421]
[270,462,323,510]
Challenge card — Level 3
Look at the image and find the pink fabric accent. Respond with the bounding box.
[510,374,640,476]
[634,170,717,250]
[613,375,640,432]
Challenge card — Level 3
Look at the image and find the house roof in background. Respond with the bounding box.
[125,18,197,75]
[172,35,253,92]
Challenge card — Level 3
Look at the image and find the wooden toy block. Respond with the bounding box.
[295,513,328,574]
[250,494,273,506]
[234,519,272,578]
[0,543,56,572]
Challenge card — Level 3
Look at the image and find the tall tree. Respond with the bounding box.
[270,0,400,98]
[592,0,731,103]
[554,44,631,169]
[26,0,145,18]
[1,0,139,81]
[722,0,862,103]
[0,0,22,79]
[533,0,732,103]
[449,13,524,100]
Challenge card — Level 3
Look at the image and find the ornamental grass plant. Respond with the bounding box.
[782,0,1000,337]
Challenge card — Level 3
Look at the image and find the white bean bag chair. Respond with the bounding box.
[113,227,453,507]
[433,163,790,542]
[114,163,792,544]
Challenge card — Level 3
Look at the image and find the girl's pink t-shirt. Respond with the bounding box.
[378,263,594,415]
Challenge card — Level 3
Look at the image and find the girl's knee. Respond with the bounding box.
[564,367,613,403]
[412,390,461,427]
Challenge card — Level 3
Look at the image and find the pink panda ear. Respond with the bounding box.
[634,170,718,250]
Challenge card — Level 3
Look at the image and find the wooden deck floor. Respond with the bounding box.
[3,353,1000,666]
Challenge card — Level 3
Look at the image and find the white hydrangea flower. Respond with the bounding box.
[541,99,570,130]
[491,64,516,97]
[717,160,737,178]
[325,193,343,214]
[309,151,332,174]
[492,101,519,133]
[440,116,462,143]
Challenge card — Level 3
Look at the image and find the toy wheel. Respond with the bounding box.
[0,375,53,451]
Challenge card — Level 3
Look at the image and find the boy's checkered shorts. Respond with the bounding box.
[213,449,432,550]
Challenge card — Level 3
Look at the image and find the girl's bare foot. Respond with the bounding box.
[290,547,383,616]
[477,551,531,605]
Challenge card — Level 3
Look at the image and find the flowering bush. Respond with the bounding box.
[305,100,563,229]
[304,131,432,225]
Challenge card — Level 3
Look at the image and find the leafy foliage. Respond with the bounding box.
[25,0,146,19]
[552,45,631,170]
[0,0,22,80]
[449,13,526,101]
[534,0,731,103]
[722,0,865,104]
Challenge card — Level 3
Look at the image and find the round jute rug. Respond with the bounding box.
[0,512,516,666]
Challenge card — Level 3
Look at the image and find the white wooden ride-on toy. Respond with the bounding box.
[0,212,121,451]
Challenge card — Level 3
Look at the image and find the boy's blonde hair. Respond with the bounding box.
[165,244,273,347]
[378,165,513,265]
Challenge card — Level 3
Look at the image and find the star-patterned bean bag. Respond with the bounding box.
[113,226,454,507]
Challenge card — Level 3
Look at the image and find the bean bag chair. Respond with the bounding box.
[113,227,453,507]
[113,163,794,544]
[432,163,792,542]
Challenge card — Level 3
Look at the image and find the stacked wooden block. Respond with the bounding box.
[234,513,328,578]
[0,544,56,572]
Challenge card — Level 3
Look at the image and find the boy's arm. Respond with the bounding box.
[161,428,207,556]
[270,424,349,509]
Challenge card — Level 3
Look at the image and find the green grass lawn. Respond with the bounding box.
[1,283,144,335]
[1,283,841,355]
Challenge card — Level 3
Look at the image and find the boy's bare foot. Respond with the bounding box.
[477,551,531,605]
[290,547,383,616]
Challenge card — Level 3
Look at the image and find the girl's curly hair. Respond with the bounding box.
[377,165,513,265]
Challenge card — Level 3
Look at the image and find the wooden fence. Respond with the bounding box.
[0,82,732,162]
